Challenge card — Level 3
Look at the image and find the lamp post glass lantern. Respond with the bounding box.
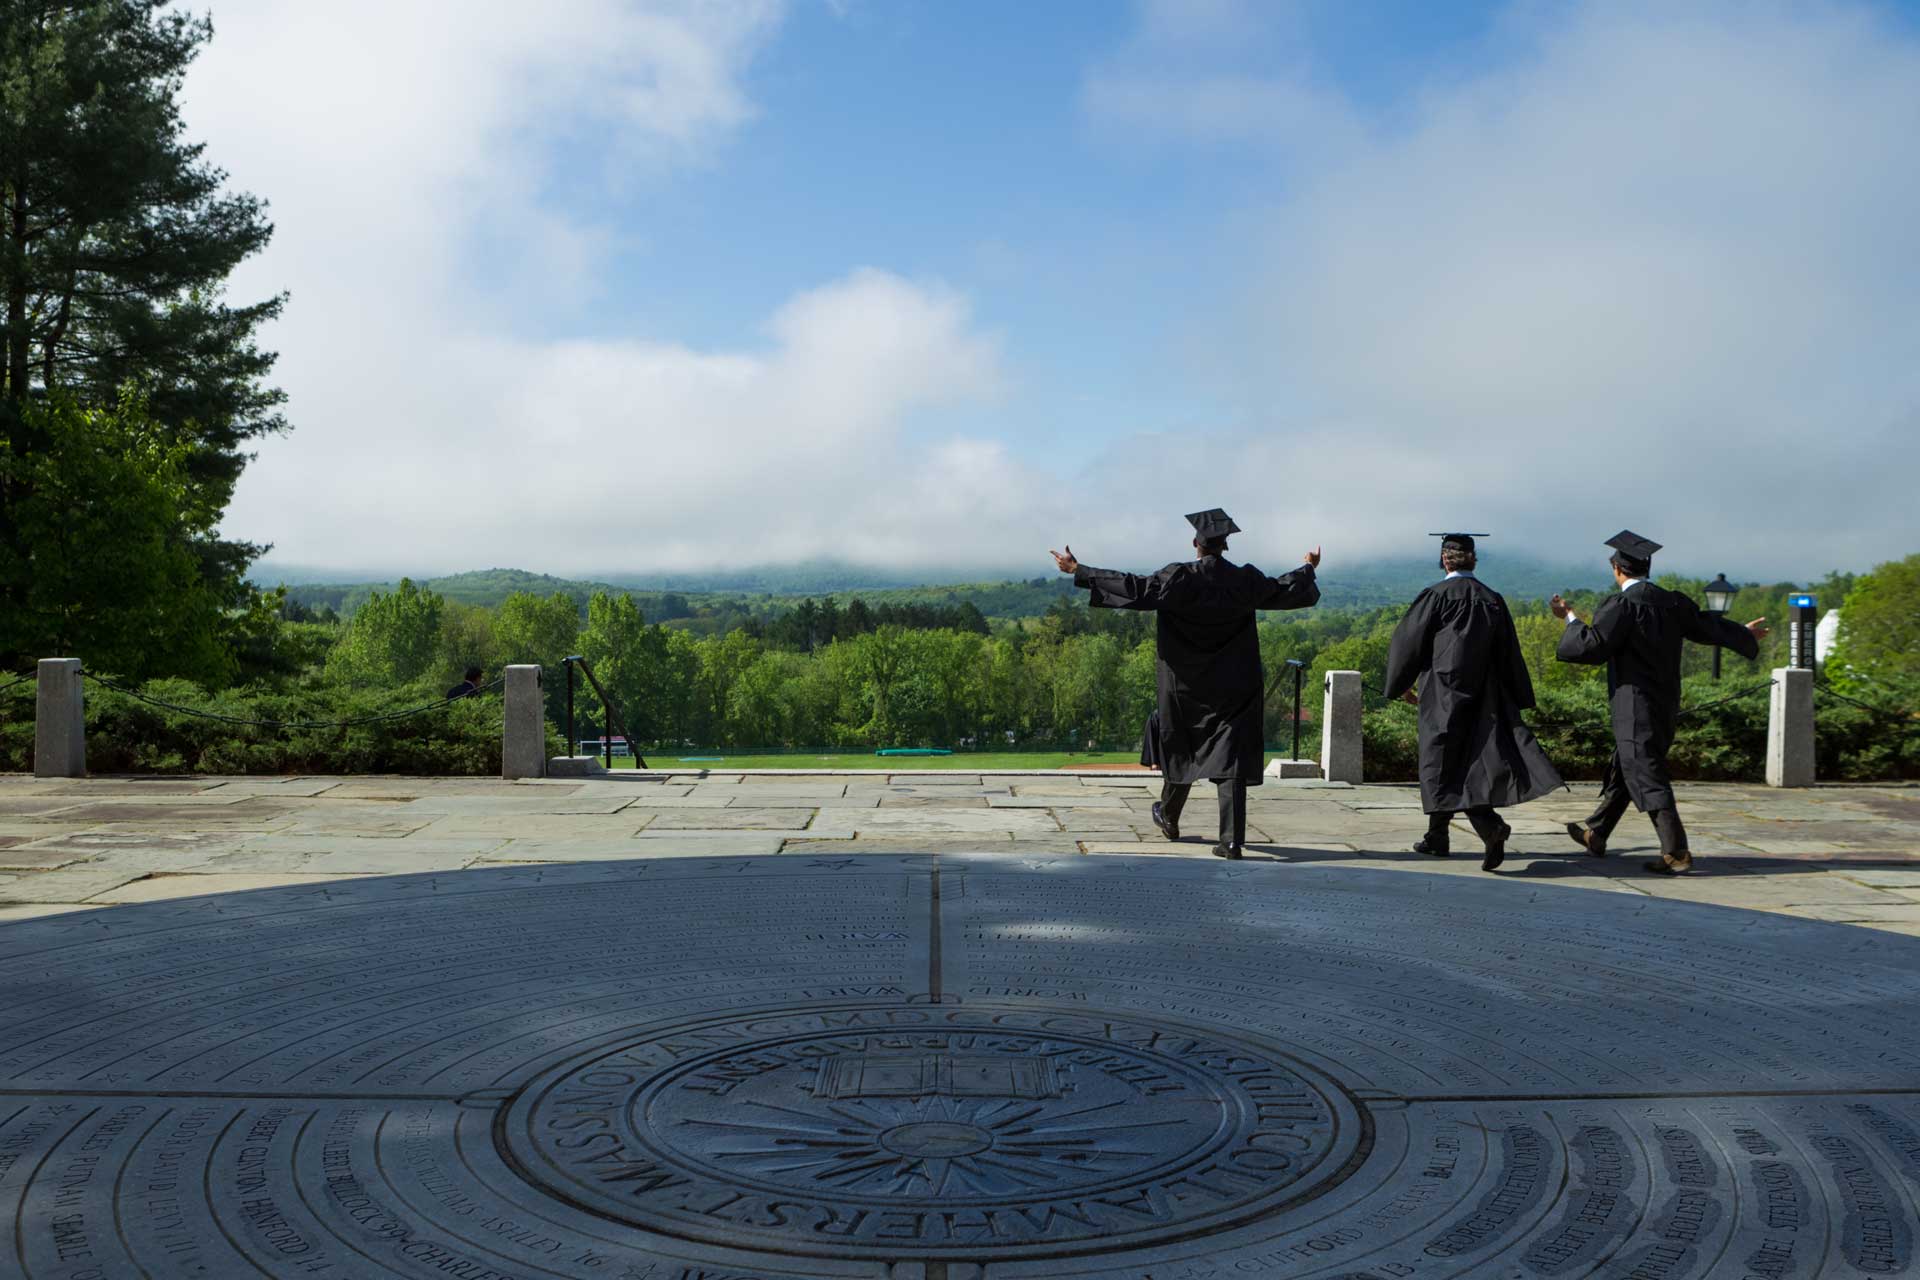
[1703,575,1736,680]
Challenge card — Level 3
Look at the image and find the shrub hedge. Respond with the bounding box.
[0,672,1912,779]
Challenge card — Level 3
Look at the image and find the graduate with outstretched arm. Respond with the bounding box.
[1552,531,1769,875]
[1383,533,1563,872]
[1052,510,1321,860]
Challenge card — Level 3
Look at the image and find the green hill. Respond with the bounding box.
[263,557,1613,623]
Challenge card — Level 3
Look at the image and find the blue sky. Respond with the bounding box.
[532,2,1533,446]
[196,0,1920,579]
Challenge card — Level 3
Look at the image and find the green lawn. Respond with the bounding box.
[609,751,1148,770]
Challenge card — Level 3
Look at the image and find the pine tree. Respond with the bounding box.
[2,0,284,666]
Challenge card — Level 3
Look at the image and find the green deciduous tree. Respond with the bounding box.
[1050,633,1126,747]
[0,390,225,677]
[495,591,581,725]
[848,625,910,743]
[324,578,444,686]
[695,630,762,746]
[576,590,660,742]
[434,602,498,688]
[1829,553,1920,703]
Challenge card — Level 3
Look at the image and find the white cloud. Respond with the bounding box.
[200,0,1920,582]
[197,0,1060,575]
[1080,0,1359,154]
[1082,0,1920,577]
[367,268,1010,571]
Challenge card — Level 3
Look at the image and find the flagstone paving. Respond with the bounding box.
[2,771,1918,933]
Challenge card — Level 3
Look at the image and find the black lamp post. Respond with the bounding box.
[1703,575,1736,681]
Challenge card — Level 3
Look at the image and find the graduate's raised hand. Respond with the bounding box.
[1746,617,1770,640]
[1549,594,1571,620]
[1050,546,1078,574]
[1303,545,1322,569]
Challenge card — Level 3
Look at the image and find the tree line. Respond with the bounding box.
[298,558,1905,757]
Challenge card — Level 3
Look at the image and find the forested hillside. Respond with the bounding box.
[269,555,1617,631]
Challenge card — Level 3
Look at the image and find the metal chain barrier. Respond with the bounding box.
[79,671,505,730]
[1673,678,1775,722]
[1358,679,1402,709]
[0,670,36,698]
[1814,678,1920,734]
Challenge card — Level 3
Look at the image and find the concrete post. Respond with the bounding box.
[502,665,547,780]
[34,658,86,778]
[1321,669,1363,783]
[1766,667,1814,788]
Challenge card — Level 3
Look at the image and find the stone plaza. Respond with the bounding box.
[4,770,1920,931]
[3,770,1920,1277]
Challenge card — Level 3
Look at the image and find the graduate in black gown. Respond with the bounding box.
[1052,510,1321,859]
[1383,534,1563,872]
[1552,531,1769,874]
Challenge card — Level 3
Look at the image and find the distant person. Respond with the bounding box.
[1052,509,1322,860]
[446,666,484,700]
[1553,531,1768,875]
[1384,533,1563,872]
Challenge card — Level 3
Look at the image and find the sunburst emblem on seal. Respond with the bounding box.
[686,1063,1194,1196]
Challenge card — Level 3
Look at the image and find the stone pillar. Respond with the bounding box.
[502,665,547,780]
[34,658,86,778]
[1321,669,1363,783]
[1766,667,1814,788]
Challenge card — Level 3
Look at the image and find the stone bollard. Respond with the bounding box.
[34,658,86,778]
[1321,669,1363,783]
[502,665,547,780]
[1766,667,1814,788]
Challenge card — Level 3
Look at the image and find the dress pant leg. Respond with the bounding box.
[1585,754,1634,842]
[1160,781,1190,825]
[1463,807,1506,843]
[1426,811,1455,842]
[1650,807,1690,858]
[1216,780,1247,849]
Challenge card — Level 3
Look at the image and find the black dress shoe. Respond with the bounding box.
[1151,801,1180,841]
[1481,821,1512,873]
[1566,822,1607,857]
[1210,844,1242,860]
[1412,837,1450,857]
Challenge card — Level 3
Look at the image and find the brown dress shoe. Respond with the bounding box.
[1566,822,1607,857]
[1644,853,1694,875]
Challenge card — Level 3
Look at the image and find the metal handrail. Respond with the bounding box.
[563,656,650,769]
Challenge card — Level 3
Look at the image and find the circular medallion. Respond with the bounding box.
[499,1004,1365,1259]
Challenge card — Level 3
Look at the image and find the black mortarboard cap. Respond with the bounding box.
[1605,530,1662,563]
[1430,532,1488,553]
[1186,508,1240,541]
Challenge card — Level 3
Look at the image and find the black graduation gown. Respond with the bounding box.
[1556,583,1759,812]
[1139,709,1166,770]
[1384,575,1563,814]
[1075,556,1319,786]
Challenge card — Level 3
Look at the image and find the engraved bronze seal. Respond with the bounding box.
[500,1005,1365,1260]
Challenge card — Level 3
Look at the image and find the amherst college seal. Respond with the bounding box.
[501,1005,1365,1261]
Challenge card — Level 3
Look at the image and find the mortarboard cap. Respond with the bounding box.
[1186,508,1241,541]
[1604,530,1662,563]
[1430,532,1488,553]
